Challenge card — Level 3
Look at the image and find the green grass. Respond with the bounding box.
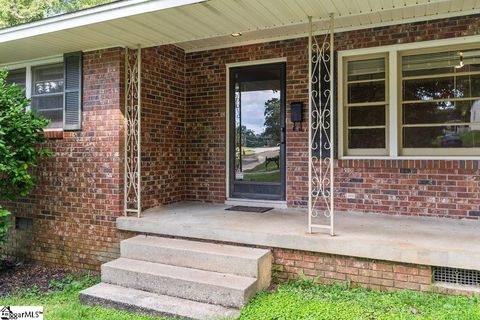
[243,161,280,182]
[2,274,479,320]
[239,280,480,320]
[0,273,172,320]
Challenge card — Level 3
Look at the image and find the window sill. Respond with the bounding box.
[43,130,63,140]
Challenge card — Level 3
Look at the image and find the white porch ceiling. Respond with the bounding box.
[0,0,479,64]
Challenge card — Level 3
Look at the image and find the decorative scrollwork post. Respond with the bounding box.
[308,15,335,235]
[124,46,142,217]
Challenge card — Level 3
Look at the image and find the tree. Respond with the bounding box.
[263,97,280,147]
[0,0,113,28]
[0,70,51,243]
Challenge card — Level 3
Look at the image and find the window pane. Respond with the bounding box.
[31,95,63,111]
[349,105,386,126]
[403,49,480,77]
[348,81,386,103]
[403,77,454,101]
[6,68,26,89]
[403,75,480,101]
[403,100,478,125]
[35,109,63,129]
[348,128,386,149]
[403,125,480,148]
[33,64,64,95]
[31,63,64,129]
[348,58,385,81]
[456,75,480,98]
[403,51,458,77]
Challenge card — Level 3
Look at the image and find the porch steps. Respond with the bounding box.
[80,283,240,320]
[80,235,272,319]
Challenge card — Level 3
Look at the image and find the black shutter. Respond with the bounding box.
[63,52,82,131]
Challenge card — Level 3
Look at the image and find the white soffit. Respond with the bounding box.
[0,0,479,64]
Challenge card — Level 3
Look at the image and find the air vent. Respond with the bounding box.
[433,266,480,287]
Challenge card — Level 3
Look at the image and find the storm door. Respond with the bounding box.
[229,63,286,200]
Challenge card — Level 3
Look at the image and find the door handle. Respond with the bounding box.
[280,127,286,144]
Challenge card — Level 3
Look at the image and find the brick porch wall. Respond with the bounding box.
[2,48,125,270]
[273,248,433,292]
[273,248,474,296]
[185,13,480,219]
[141,45,186,209]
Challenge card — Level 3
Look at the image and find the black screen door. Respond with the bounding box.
[229,62,286,200]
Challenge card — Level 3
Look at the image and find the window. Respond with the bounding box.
[343,55,388,155]
[6,68,26,89]
[341,43,480,158]
[31,63,64,129]
[401,48,480,155]
[2,53,82,131]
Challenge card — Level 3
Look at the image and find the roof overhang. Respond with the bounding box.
[0,0,479,64]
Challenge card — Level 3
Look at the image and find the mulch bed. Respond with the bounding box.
[0,262,71,297]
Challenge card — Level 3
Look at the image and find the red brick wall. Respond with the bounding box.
[185,14,480,219]
[141,45,186,209]
[273,248,475,295]
[185,38,309,202]
[273,248,433,292]
[2,48,125,270]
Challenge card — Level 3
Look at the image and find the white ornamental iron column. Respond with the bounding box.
[308,15,335,235]
[124,46,142,217]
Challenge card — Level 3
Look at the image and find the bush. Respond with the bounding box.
[0,69,51,243]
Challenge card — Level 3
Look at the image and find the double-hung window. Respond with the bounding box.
[31,63,65,129]
[343,55,388,155]
[3,52,82,131]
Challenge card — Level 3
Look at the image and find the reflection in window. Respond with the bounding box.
[344,56,388,155]
[233,66,281,183]
[31,63,64,129]
[401,48,480,151]
[6,68,26,89]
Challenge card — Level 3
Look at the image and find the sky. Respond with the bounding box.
[240,90,280,134]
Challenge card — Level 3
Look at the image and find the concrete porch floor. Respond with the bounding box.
[117,202,480,271]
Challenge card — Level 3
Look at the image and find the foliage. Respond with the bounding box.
[263,97,280,146]
[0,69,50,242]
[239,280,480,320]
[0,272,175,320]
[2,273,479,320]
[0,0,113,28]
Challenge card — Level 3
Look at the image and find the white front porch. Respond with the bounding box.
[117,202,480,272]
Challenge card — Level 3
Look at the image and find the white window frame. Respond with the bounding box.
[2,55,63,131]
[342,53,389,156]
[338,34,480,160]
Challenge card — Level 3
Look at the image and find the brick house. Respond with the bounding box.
[1,0,480,317]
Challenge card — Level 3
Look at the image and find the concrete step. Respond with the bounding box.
[80,283,240,320]
[122,235,271,276]
[121,235,272,290]
[102,257,257,308]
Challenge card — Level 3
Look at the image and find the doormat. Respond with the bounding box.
[225,206,273,213]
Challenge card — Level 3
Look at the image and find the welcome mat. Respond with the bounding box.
[225,206,273,213]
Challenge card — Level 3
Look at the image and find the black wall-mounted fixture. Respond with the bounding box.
[290,101,304,131]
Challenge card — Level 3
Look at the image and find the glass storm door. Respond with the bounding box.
[229,63,286,200]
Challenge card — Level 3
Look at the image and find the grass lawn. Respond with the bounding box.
[243,161,280,182]
[240,280,480,320]
[0,273,171,320]
[1,273,479,320]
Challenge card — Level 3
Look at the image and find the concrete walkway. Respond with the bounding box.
[117,202,480,271]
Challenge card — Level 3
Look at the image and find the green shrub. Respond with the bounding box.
[0,69,51,243]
